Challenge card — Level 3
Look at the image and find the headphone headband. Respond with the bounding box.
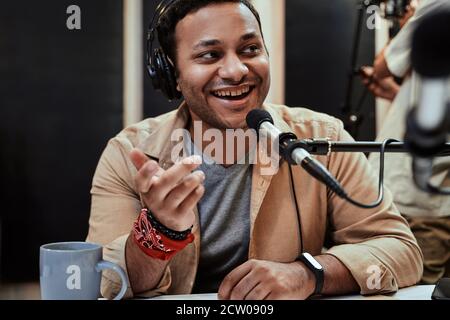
[147,0,177,65]
[147,0,182,101]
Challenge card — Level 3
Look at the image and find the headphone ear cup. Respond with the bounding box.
[147,59,161,91]
[151,48,181,101]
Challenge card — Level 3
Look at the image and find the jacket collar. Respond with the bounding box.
[142,102,293,166]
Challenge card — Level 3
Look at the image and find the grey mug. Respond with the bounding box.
[40,242,128,300]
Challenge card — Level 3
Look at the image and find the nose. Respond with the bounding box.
[218,53,249,83]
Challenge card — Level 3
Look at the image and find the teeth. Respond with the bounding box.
[214,85,251,97]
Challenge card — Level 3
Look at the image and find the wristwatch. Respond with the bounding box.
[296,252,324,296]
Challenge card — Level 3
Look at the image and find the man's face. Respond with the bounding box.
[174,2,271,129]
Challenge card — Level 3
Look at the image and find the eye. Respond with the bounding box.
[197,51,220,60]
[242,44,261,55]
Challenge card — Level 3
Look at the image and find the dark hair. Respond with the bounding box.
[156,0,263,65]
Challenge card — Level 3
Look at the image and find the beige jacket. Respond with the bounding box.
[86,103,423,299]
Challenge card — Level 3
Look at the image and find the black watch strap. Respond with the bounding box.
[146,208,193,241]
[296,252,324,296]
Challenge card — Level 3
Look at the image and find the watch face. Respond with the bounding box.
[303,252,323,270]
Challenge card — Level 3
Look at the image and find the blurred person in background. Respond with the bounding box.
[361,0,450,284]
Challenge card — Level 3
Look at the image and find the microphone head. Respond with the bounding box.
[246,109,273,131]
[411,9,450,78]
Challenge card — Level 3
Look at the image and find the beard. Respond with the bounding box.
[186,98,233,130]
[178,76,266,130]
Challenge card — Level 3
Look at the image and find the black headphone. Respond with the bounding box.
[147,0,182,101]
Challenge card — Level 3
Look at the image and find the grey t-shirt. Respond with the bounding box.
[185,137,251,293]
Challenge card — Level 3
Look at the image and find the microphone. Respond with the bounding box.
[406,9,450,191]
[246,109,347,198]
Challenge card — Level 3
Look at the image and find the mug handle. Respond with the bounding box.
[96,260,129,300]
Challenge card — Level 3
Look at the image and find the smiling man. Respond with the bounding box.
[175,5,270,130]
[86,0,423,300]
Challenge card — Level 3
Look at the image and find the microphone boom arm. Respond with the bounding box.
[295,139,450,157]
[298,138,450,195]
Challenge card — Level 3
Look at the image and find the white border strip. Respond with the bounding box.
[252,0,285,105]
[123,0,144,127]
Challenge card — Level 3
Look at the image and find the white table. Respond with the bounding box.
[321,285,435,300]
[148,285,435,300]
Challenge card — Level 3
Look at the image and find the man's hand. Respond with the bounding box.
[399,2,417,29]
[360,66,400,101]
[372,49,393,81]
[129,148,205,231]
[218,259,315,300]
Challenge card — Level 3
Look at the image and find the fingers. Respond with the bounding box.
[368,77,399,101]
[138,156,204,231]
[360,66,373,77]
[177,184,205,214]
[218,261,253,300]
[218,261,273,300]
[229,270,261,300]
[130,152,205,231]
[131,148,163,193]
[360,66,374,86]
[244,283,271,300]
[130,148,150,171]
[152,155,203,200]
[373,86,385,97]
[165,171,206,209]
[361,66,398,100]
[373,53,392,80]
[134,160,160,193]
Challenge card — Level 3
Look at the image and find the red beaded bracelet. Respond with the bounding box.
[133,208,194,260]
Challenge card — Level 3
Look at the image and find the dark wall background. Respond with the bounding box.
[0,1,123,282]
[286,0,376,141]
